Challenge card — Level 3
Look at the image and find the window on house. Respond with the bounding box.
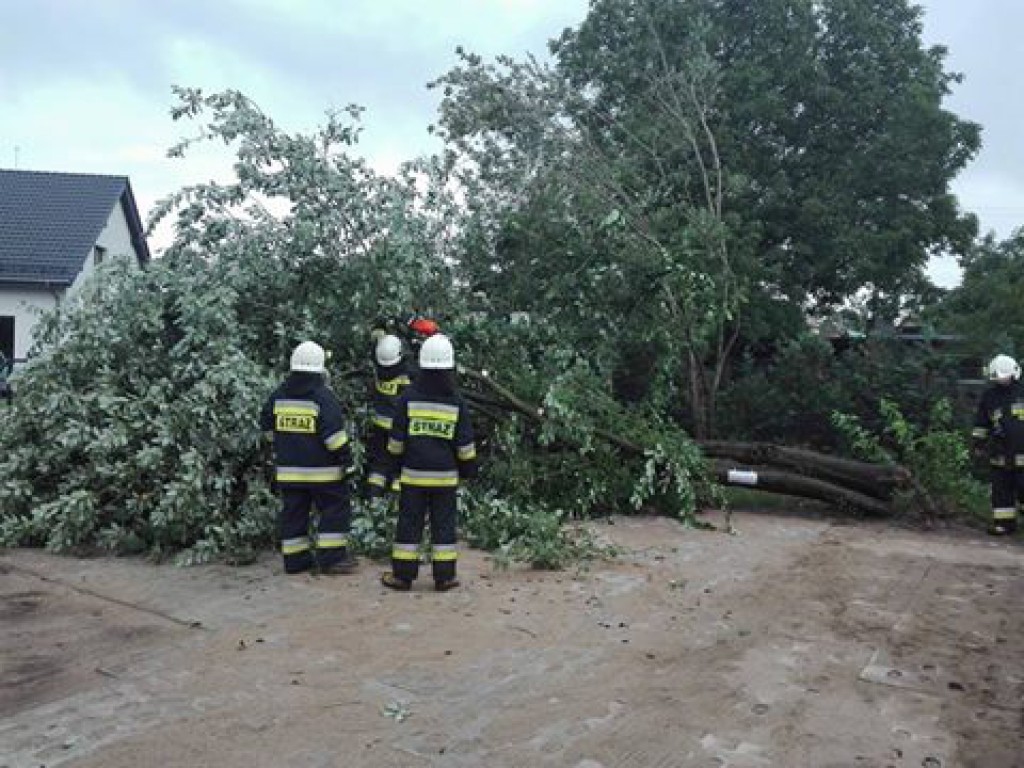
[94,245,106,266]
[0,316,13,366]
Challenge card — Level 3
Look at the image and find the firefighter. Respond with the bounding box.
[403,313,441,381]
[367,334,411,496]
[382,334,477,591]
[971,354,1024,536]
[260,341,358,574]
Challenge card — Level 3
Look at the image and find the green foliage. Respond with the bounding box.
[930,229,1024,361]
[349,496,397,559]
[467,355,714,521]
[434,0,978,440]
[0,259,280,563]
[0,89,454,564]
[716,334,966,450]
[831,398,987,521]
[553,0,979,308]
[461,489,614,571]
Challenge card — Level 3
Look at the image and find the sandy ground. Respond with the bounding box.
[1,509,1022,768]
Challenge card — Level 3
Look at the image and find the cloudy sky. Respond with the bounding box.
[2,0,1022,287]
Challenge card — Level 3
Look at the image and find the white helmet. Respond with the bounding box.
[988,354,1020,383]
[419,333,455,370]
[375,334,403,367]
[290,341,326,374]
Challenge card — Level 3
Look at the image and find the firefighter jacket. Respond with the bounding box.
[260,372,354,487]
[387,379,477,487]
[972,380,1024,468]
[371,362,411,432]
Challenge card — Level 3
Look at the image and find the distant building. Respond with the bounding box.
[0,169,150,364]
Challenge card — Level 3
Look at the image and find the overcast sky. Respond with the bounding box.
[2,0,1021,287]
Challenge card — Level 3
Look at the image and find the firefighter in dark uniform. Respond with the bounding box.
[972,354,1024,536]
[260,341,358,574]
[367,334,411,496]
[382,334,477,591]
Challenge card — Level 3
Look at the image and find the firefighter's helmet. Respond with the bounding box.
[375,334,403,367]
[407,315,440,340]
[987,354,1020,383]
[290,341,326,374]
[419,334,455,370]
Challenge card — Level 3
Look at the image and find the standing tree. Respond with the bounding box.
[931,229,1024,360]
[435,0,981,436]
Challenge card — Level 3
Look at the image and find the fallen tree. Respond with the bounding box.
[0,85,971,567]
[460,365,930,518]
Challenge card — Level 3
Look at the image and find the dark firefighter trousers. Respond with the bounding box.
[280,485,352,573]
[390,486,457,584]
[991,467,1024,532]
[366,427,398,497]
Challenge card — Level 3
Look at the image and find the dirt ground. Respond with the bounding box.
[1,509,1022,768]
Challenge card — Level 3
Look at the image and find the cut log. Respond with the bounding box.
[699,441,908,499]
[711,461,892,516]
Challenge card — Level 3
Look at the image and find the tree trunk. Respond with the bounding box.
[686,347,710,440]
[698,441,909,499]
[710,461,892,516]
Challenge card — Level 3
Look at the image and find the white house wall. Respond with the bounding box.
[0,288,59,362]
[67,197,138,296]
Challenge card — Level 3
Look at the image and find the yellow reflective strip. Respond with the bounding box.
[993,508,1018,520]
[325,430,349,450]
[276,474,343,483]
[276,467,344,483]
[317,538,350,549]
[971,428,989,439]
[373,415,394,429]
[281,538,310,555]
[408,409,458,423]
[431,550,458,562]
[400,474,459,487]
[387,438,404,455]
[392,548,420,561]
[274,404,319,417]
[401,469,458,479]
[368,473,388,488]
[991,457,1007,467]
[457,443,477,460]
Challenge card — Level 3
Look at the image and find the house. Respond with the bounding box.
[0,169,150,364]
